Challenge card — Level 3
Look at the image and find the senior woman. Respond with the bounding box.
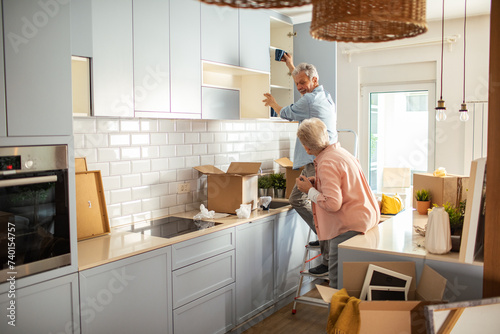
[295,118,380,288]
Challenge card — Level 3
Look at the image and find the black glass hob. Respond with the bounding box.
[128,216,219,239]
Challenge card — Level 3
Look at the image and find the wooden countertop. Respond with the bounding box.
[78,202,292,271]
[339,209,484,266]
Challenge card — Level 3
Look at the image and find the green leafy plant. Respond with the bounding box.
[258,175,272,189]
[270,173,286,190]
[415,189,431,202]
[434,200,466,231]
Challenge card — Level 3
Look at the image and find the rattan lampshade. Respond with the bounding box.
[198,0,311,8]
[310,0,428,42]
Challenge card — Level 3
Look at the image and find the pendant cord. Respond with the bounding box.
[463,0,467,104]
[440,0,445,100]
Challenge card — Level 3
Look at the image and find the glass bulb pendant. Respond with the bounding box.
[435,99,447,121]
[459,103,469,122]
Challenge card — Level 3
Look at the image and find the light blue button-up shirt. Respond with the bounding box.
[279,85,338,169]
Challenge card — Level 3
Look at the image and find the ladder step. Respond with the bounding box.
[300,270,329,280]
[294,296,329,308]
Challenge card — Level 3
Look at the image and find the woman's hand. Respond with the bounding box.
[296,175,313,193]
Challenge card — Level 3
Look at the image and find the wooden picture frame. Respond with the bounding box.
[459,158,487,263]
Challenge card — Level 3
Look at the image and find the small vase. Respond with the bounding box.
[275,188,285,198]
[267,188,275,198]
[416,200,431,215]
[258,188,267,197]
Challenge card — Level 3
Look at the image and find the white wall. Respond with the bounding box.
[337,15,490,176]
[73,117,298,227]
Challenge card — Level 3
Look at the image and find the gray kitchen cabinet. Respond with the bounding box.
[202,86,240,120]
[3,0,72,137]
[0,3,5,138]
[274,209,310,300]
[235,216,275,324]
[79,247,172,334]
[70,0,93,57]
[170,0,201,117]
[133,0,170,114]
[91,0,134,117]
[240,10,271,73]
[201,3,239,67]
[0,273,80,334]
[173,283,236,334]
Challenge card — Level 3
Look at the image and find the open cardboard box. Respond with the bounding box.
[194,162,262,214]
[274,157,303,199]
[413,173,469,208]
[317,262,447,334]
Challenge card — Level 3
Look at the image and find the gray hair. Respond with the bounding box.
[292,63,319,81]
[297,118,330,152]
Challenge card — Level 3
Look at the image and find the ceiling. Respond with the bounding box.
[274,0,491,24]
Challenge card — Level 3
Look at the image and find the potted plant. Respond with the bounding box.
[271,173,286,198]
[438,200,466,251]
[258,175,272,197]
[415,189,431,215]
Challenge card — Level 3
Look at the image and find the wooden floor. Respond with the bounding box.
[242,286,329,334]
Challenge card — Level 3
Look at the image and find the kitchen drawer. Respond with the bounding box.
[171,227,235,270]
[173,250,235,309]
[173,283,236,334]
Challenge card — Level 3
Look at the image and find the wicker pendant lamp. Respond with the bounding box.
[198,0,311,8]
[310,0,428,42]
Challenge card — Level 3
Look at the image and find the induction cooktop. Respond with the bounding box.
[128,216,221,239]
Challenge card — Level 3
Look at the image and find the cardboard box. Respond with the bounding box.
[317,262,447,334]
[274,157,303,199]
[413,173,469,208]
[194,162,262,214]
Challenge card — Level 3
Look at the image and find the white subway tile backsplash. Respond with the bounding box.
[214,133,227,142]
[132,160,151,173]
[151,183,170,197]
[168,157,185,169]
[140,119,159,132]
[97,148,121,162]
[200,132,214,143]
[110,216,133,228]
[110,161,131,175]
[176,169,193,181]
[159,145,175,158]
[107,204,122,219]
[132,186,152,200]
[175,145,193,157]
[151,158,169,171]
[141,146,160,159]
[121,174,141,188]
[110,134,131,146]
[175,120,192,132]
[221,122,233,132]
[192,121,207,132]
[110,188,132,204]
[131,134,150,146]
[227,133,239,142]
[141,198,160,212]
[207,143,220,154]
[159,119,175,132]
[168,132,184,145]
[102,175,121,190]
[200,155,215,166]
[121,147,141,160]
[214,154,229,165]
[232,122,245,132]
[75,149,97,164]
[220,143,233,153]
[88,162,110,176]
[207,120,221,132]
[177,192,193,205]
[184,132,199,144]
[168,205,186,215]
[85,134,109,148]
[96,119,120,133]
[73,118,96,134]
[185,156,200,168]
[73,134,85,149]
[192,144,207,155]
[160,194,177,207]
[121,200,142,216]
[151,133,168,145]
[142,172,160,185]
[120,119,141,132]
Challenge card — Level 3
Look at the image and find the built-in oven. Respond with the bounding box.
[0,145,71,281]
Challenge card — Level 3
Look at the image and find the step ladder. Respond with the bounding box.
[291,229,329,314]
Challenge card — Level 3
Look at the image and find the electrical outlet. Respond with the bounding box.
[177,182,190,194]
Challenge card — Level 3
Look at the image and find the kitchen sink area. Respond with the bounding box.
[126,216,223,239]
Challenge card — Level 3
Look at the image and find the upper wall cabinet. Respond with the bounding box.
[133,0,170,114]
[270,18,294,111]
[169,0,202,117]
[3,0,72,137]
[91,0,134,117]
[240,10,270,73]
[201,4,239,67]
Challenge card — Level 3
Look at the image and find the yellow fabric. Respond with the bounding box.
[326,288,361,334]
[380,193,403,214]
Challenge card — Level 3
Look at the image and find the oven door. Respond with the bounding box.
[0,170,71,281]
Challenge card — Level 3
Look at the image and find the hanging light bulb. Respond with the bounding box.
[459,0,469,122]
[435,0,446,121]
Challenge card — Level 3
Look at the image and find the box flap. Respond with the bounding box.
[416,265,447,301]
[275,157,294,168]
[226,162,261,175]
[316,284,340,303]
[193,165,224,175]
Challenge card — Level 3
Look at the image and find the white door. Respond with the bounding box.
[360,82,436,191]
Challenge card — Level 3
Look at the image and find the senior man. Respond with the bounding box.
[262,54,337,277]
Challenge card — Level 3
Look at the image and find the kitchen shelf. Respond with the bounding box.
[270,17,294,110]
